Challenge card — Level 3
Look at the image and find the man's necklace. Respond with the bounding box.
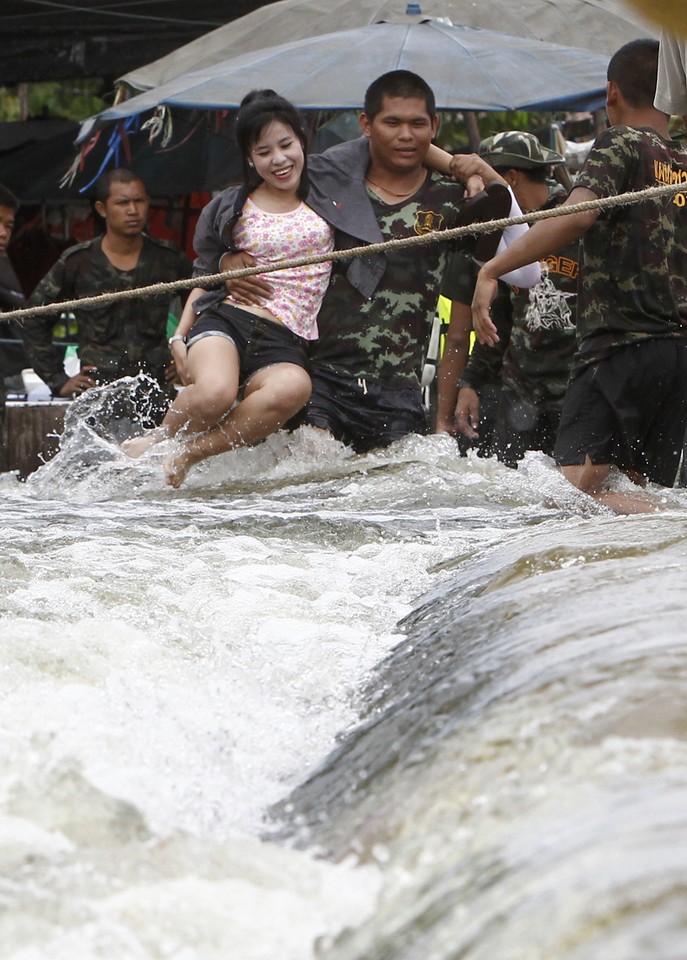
[365,174,424,198]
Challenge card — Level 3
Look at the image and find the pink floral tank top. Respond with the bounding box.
[227,197,334,340]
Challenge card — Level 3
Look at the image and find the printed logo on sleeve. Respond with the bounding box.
[654,159,687,207]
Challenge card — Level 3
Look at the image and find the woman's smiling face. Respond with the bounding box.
[249,120,305,193]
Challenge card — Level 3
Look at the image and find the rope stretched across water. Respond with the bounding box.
[7,179,687,324]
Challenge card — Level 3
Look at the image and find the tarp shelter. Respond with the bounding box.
[0,120,211,295]
[0,119,83,202]
[2,0,271,85]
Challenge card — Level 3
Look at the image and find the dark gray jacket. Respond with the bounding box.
[192,137,386,312]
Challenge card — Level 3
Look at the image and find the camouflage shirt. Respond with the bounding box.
[25,235,191,394]
[573,124,687,371]
[309,171,473,386]
[444,192,579,406]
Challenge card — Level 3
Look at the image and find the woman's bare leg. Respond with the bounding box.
[165,363,312,487]
[123,337,240,457]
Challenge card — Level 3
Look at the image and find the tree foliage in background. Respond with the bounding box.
[437,110,557,152]
[1,83,560,139]
[0,80,108,122]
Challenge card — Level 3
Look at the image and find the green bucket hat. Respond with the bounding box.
[478,130,565,169]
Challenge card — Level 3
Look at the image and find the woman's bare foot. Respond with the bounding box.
[164,450,191,488]
[592,490,667,514]
[121,427,166,459]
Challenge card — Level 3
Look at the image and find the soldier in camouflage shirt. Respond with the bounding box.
[440,132,579,467]
[472,40,687,513]
[23,168,191,410]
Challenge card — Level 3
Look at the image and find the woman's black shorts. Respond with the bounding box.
[188,302,308,383]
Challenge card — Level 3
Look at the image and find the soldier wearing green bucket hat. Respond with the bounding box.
[439,130,579,467]
[478,130,567,170]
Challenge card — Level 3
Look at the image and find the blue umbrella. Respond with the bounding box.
[118,0,656,94]
[89,19,609,123]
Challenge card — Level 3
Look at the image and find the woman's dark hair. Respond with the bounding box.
[235,89,310,199]
[492,165,551,184]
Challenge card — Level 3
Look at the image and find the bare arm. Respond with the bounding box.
[434,300,472,436]
[448,152,508,187]
[425,144,500,196]
[455,387,482,440]
[472,186,599,345]
[455,304,511,439]
[169,252,278,383]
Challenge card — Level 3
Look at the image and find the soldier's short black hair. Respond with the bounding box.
[492,165,550,185]
[0,183,19,210]
[95,167,148,204]
[235,89,310,201]
[607,39,660,110]
[364,70,437,121]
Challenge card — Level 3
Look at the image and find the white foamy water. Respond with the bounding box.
[2,396,687,959]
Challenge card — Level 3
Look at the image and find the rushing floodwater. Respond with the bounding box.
[2,383,687,959]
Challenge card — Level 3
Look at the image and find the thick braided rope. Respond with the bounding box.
[8,180,687,323]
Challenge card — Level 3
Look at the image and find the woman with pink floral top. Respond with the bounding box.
[123,89,335,484]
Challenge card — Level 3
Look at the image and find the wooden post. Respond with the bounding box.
[464,111,481,152]
[2,401,68,479]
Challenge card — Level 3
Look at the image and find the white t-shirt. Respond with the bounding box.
[655,28,687,117]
